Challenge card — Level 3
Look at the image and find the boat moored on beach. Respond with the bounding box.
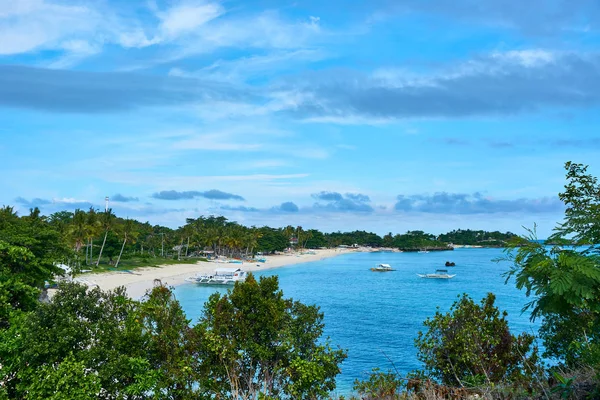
[370,263,395,272]
[417,269,456,279]
[185,268,247,285]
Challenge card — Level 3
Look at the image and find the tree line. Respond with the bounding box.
[0,205,519,273]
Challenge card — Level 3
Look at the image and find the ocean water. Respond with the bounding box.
[173,248,541,394]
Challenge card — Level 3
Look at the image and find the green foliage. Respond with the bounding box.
[137,283,203,398]
[304,229,327,248]
[438,229,516,246]
[414,293,541,388]
[24,356,102,400]
[389,231,449,250]
[100,230,121,264]
[0,207,70,328]
[553,161,600,245]
[0,283,153,398]
[0,282,209,399]
[504,162,600,373]
[353,368,403,399]
[324,230,383,247]
[196,273,347,399]
[256,226,289,253]
[550,371,575,399]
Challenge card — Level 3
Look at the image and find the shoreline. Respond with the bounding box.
[72,248,358,299]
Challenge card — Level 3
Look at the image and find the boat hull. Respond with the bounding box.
[417,274,456,279]
[185,268,247,285]
[185,277,245,285]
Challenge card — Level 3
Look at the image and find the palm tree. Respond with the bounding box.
[182,224,193,257]
[69,209,87,253]
[85,207,100,265]
[115,219,138,268]
[96,208,115,267]
[296,226,304,249]
[68,209,87,268]
[302,230,313,249]
[245,227,262,257]
[0,206,18,228]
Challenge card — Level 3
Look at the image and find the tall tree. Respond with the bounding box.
[96,208,115,267]
[505,161,600,370]
[114,219,138,269]
[196,274,347,399]
[68,209,88,267]
[85,207,99,265]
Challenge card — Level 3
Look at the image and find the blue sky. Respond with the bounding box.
[1,0,599,237]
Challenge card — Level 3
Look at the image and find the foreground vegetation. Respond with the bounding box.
[1,161,599,399]
[0,276,346,399]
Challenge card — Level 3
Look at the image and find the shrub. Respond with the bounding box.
[414,293,542,389]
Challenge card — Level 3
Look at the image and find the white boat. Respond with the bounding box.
[185,268,247,285]
[418,249,430,254]
[370,263,395,272]
[417,269,456,279]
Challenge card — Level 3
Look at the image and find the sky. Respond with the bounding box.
[1,0,599,237]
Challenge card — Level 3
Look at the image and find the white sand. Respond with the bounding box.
[76,248,357,299]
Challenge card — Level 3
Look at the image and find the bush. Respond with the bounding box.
[414,293,542,390]
[353,368,404,399]
[195,273,347,399]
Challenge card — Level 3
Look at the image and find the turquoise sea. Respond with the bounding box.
[174,248,541,394]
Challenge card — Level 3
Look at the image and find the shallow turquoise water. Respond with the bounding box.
[173,248,540,394]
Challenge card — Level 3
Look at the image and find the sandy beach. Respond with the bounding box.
[74,248,357,299]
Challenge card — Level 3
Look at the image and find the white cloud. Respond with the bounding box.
[491,49,557,67]
[162,12,324,62]
[117,27,160,48]
[171,49,328,83]
[0,0,99,55]
[1,0,325,69]
[158,1,224,39]
[47,39,101,68]
[52,197,90,204]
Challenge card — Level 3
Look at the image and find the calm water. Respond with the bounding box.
[173,248,540,394]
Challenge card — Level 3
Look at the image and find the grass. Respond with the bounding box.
[79,255,209,274]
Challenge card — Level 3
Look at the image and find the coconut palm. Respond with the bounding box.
[115,219,138,268]
[69,209,87,253]
[85,207,100,265]
[96,208,115,267]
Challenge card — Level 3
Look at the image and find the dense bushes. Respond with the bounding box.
[0,277,346,399]
[415,293,541,388]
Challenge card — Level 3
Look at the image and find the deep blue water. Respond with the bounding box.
[173,248,541,394]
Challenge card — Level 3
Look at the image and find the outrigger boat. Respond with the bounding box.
[417,269,456,279]
[370,263,395,272]
[185,268,247,285]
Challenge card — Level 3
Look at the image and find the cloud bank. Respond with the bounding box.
[394,192,563,214]
[111,193,139,202]
[284,52,600,121]
[152,190,245,201]
[312,191,373,212]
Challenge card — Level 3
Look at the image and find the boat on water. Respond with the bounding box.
[417,269,456,279]
[370,263,395,272]
[418,249,430,254]
[185,268,247,285]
